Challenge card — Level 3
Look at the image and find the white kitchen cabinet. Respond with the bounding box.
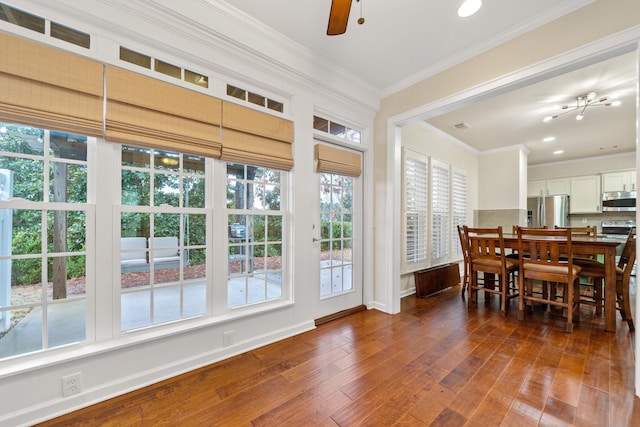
[527,178,570,197]
[570,175,601,213]
[545,178,571,196]
[528,180,546,197]
[602,171,636,192]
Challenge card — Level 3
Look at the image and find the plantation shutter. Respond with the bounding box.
[403,149,428,267]
[314,144,362,177]
[221,101,293,170]
[0,31,103,136]
[451,168,467,257]
[431,159,450,261]
[105,66,222,158]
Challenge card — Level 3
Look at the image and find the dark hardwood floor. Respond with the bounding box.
[38,285,640,426]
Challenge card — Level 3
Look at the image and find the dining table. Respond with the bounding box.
[502,233,621,332]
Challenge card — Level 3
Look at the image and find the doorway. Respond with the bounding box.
[312,142,363,320]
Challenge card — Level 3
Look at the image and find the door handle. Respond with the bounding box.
[312,237,319,243]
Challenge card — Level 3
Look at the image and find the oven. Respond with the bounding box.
[601,219,636,258]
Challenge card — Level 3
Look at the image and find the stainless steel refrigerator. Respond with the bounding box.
[527,194,570,228]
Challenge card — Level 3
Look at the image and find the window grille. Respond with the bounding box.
[403,151,428,264]
[431,160,450,261]
[451,169,467,256]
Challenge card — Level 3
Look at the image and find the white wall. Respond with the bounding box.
[478,148,527,210]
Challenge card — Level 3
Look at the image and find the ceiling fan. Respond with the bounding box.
[327,0,362,36]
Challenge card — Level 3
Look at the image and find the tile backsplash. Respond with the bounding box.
[569,211,636,233]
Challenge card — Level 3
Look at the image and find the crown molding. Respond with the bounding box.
[528,151,636,169]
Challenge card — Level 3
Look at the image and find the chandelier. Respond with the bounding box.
[543,91,621,122]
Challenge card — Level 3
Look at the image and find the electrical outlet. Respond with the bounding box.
[62,372,82,397]
[223,330,234,347]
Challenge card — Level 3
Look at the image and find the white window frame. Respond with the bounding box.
[401,148,428,273]
[0,125,96,357]
[116,145,210,333]
[430,158,450,265]
[225,162,289,309]
[451,167,468,259]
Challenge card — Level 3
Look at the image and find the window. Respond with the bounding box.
[451,169,467,257]
[226,163,285,308]
[403,152,467,270]
[431,159,450,262]
[119,46,209,89]
[226,84,284,113]
[119,146,207,331]
[319,173,354,297]
[402,149,428,268]
[313,115,361,144]
[0,2,90,49]
[0,122,90,358]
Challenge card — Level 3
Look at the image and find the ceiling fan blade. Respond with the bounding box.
[327,0,352,36]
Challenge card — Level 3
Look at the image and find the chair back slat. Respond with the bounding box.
[457,225,471,295]
[619,227,636,277]
[554,225,597,236]
[456,225,470,262]
[619,227,636,268]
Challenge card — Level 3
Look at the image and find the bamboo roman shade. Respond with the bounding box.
[0,32,103,137]
[221,101,294,170]
[105,66,222,158]
[315,144,362,177]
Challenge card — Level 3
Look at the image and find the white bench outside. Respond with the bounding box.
[120,237,148,273]
[120,236,181,273]
[149,237,181,269]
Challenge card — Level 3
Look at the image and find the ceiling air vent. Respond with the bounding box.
[452,122,470,130]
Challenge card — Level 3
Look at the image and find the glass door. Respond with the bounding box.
[313,143,362,320]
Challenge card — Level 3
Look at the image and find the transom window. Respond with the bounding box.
[313,115,361,144]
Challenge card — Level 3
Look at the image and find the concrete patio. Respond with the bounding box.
[0,275,283,359]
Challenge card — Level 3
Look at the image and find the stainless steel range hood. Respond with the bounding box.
[602,191,636,212]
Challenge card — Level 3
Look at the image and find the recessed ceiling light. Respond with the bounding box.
[458,0,482,17]
[553,150,564,155]
[543,137,555,142]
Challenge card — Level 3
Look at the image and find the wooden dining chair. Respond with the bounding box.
[517,227,582,333]
[457,225,471,296]
[464,226,519,316]
[573,227,636,330]
[554,225,598,307]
